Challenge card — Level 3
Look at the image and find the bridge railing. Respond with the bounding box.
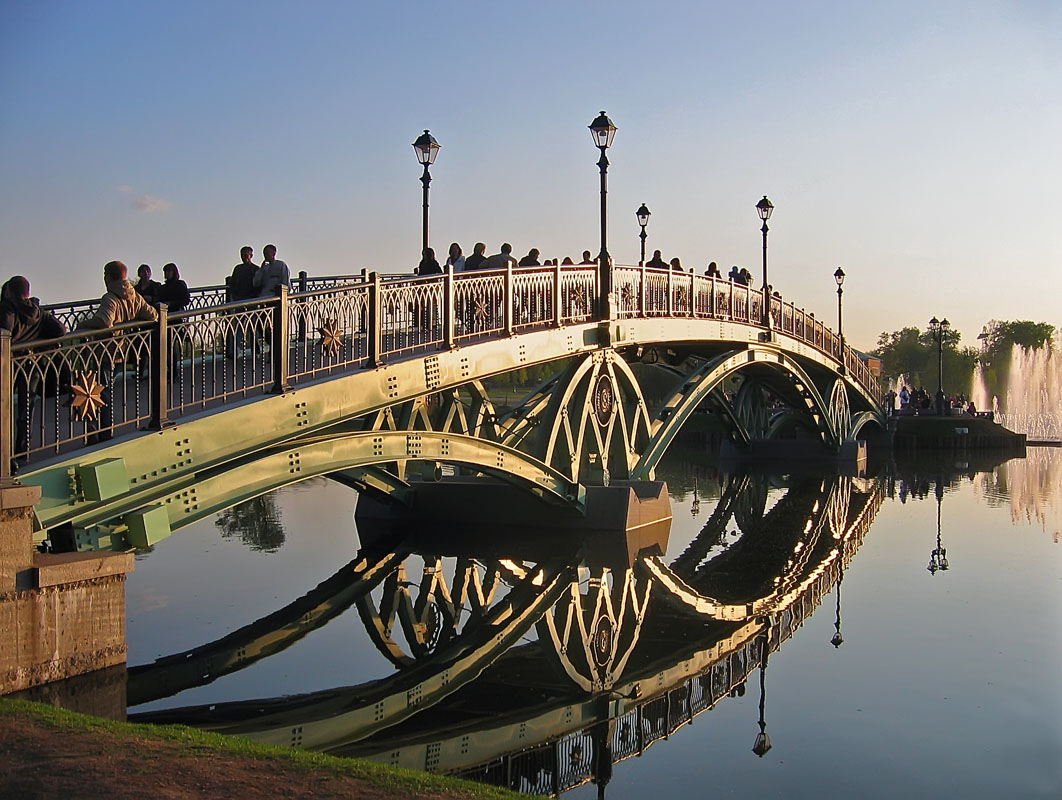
[3,263,879,476]
[612,265,881,402]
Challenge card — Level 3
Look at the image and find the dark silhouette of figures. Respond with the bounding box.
[729,265,741,282]
[464,242,487,271]
[561,256,575,265]
[518,248,541,267]
[254,244,291,297]
[646,250,667,269]
[226,246,258,359]
[445,242,465,272]
[134,264,161,305]
[228,246,258,302]
[158,263,190,313]
[740,268,753,285]
[480,243,517,271]
[1,276,66,459]
[705,261,721,278]
[76,261,159,438]
[580,250,595,265]
[670,257,683,271]
[417,247,442,275]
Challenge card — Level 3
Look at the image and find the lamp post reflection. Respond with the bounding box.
[752,631,772,757]
[927,477,950,575]
[830,569,844,648]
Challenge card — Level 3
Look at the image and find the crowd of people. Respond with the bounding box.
[890,385,978,416]
[414,243,601,274]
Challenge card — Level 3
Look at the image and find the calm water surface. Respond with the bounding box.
[125,448,1062,798]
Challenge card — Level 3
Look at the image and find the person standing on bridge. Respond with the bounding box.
[518,248,541,267]
[646,250,667,269]
[254,244,291,298]
[579,250,595,265]
[480,243,517,271]
[226,246,258,359]
[463,242,487,271]
[134,264,161,306]
[158,263,190,313]
[1,276,66,461]
[76,261,159,440]
[445,242,465,272]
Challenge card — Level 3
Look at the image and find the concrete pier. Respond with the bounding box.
[0,484,134,695]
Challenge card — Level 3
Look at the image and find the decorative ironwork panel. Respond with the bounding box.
[454,272,505,341]
[10,322,153,459]
[288,284,370,381]
[166,303,274,415]
[613,267,641,318]
[379,276,444,357]
[511,267,554,331]
[643,268,668,316]
[559,267,596,323]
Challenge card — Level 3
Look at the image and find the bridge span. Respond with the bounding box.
[2,262,885,548]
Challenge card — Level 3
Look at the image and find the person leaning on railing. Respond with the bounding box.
[1,275,67,461]
[75,261,158,439]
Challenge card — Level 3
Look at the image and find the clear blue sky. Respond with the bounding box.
[1,0,1059,349]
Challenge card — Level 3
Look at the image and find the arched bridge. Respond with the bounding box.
[2,263,885,545]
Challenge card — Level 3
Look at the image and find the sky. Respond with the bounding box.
[1,0,1059,350]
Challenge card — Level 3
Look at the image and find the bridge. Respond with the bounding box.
[2,261,885,549]
[128,473,884,795]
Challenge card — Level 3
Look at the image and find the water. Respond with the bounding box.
[123,449,1062,798]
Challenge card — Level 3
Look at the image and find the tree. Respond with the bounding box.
[215,494,286,553]
[977,320,1056,400]
[872,325,976,397]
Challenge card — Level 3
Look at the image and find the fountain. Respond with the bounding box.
[972,333,1061,441]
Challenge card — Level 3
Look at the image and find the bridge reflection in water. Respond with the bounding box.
[130,472,884,796]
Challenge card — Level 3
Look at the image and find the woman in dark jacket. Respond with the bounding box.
[158,263,190,313]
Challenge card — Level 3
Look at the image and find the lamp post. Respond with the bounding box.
[927,476,950,574]
[412,129,441,256]
[756,196,774,329]
[928,316,950,415]
[636,203,651,266]
[834,267,846,375]
[589,111,617,319]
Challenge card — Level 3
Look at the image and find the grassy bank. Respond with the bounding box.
[0,697,524,800]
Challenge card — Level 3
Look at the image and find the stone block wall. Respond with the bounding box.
[0,484,134,695]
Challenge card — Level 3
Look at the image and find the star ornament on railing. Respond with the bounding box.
[473,295,490,327]
[318,318,342,359]
[569,286,588,315]
[69,370,106,422]
[620,283,635,307]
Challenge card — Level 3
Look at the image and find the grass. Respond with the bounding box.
[0,697,526,799]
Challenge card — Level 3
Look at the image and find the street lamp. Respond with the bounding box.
[589,111,617,319]
[928,316,950,415]
[756,196,774,329]
[834,267,846,375]
[636,203,651,266]
[412,129,441,256]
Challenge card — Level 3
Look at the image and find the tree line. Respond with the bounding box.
[872,319,1056,398]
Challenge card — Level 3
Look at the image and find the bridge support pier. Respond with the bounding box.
[720,438,867,477]
[0,484,133,697]
[355,478,672,570]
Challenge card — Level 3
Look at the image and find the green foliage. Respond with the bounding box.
[872,325,975,395]
[215,494,285,552]
[977,320,1057,399]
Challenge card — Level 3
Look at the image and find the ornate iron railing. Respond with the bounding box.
[2,263,880,475]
